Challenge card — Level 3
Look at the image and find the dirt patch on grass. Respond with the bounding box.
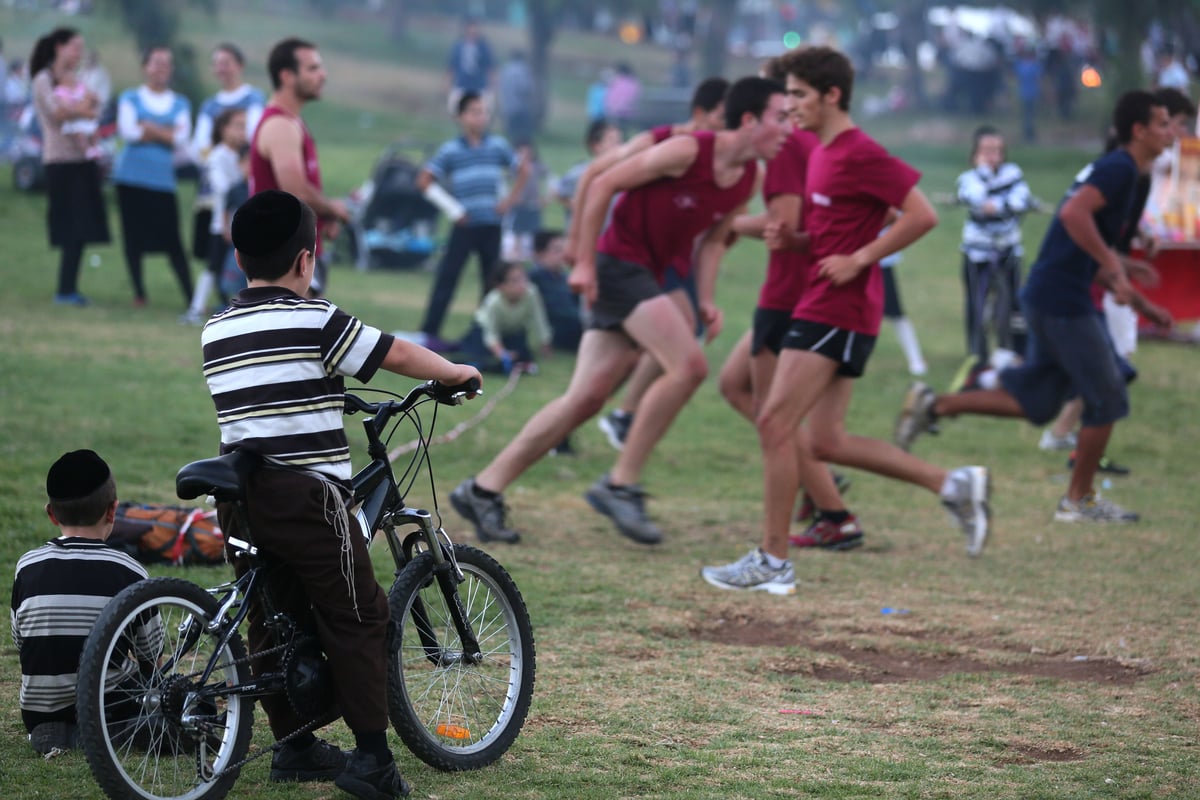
[1000,741,1087,764]
[685,617,1150,686]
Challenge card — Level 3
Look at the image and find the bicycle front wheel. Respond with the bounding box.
[386,544,536,770]
[77,577,254,800]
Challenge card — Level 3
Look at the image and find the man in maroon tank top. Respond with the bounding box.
[450,77,790,546]
[251,38,349,295]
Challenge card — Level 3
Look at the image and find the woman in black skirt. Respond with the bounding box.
[29,28,110,306]
[111,46,194,306]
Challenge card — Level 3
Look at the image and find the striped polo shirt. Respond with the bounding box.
[11,538,159,730]
[425,133,520,226]
[201,286,394,482]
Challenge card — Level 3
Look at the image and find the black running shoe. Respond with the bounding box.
[270,737,350,782]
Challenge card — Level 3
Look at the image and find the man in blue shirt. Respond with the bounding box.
[895,90,1174,524]
[418,91,529,346]
[446,16,494,116]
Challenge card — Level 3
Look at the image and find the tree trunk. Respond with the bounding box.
[897,0,931,111]
[700,0,737,79]
[1094,0,1149,95]
[527,0,557,133]
[389,0,408,41]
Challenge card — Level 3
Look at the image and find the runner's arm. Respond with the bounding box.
[564,130,656,258]
[818,187,936,285]
[1058,183,1129,302]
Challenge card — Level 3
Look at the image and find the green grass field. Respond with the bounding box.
[1,4,1198,799]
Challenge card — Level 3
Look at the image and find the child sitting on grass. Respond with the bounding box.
[11,450,159,756]
[455,260,552,375]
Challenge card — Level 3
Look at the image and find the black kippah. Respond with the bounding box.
[46,449,111,501]
[231,190,304,257]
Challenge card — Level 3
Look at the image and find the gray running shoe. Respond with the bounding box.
[598,410,632,451]
[450,478,521,543]
[1054,492,1139,523]
[701,549,797,595]
[894,381,939,451]
[584,474,662,544]
[940,466,991,557]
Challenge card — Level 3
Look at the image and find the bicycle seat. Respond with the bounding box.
[176,450,261,503]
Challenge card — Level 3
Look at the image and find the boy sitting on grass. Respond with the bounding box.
[11,449,157,756]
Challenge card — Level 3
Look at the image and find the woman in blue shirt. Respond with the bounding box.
[112,46,193,306]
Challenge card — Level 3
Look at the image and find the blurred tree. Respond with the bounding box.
[107,0,213,104]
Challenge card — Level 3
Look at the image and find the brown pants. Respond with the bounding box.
[218,467,390,738]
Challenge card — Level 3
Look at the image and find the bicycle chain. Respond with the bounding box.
[191,637,332,782]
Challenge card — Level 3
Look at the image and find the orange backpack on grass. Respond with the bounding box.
[110,502,226,566]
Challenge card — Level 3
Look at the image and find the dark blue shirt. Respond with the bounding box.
[528,264,578,324]
[1022,148,1138,316]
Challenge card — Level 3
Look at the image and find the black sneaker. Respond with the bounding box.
[584,474,663,544]
[598,410,632,451]
[335,750,411,799]
[549,436,576,456]
[30,721,77,755]
[270,737,350,782]
[450,478,521,543]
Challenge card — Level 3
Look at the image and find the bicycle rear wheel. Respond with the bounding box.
[386,543,535,770]
[77,577,254,800]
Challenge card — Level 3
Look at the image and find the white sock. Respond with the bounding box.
[891,317,926,375]
[760,549,788,569]
[939,471,960,500]
[978,368,999,390]
[188,270,215,316]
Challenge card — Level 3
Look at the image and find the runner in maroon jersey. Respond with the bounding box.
[250,38,349,295]
[703,47,991,596]
[450,77,790,546]
[563,77,730,451]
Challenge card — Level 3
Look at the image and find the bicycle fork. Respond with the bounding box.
[388,507,484,667]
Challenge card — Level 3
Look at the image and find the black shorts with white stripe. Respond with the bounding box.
[782,319,877,378]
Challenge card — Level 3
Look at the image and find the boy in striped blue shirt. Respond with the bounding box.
[418,91,529,346]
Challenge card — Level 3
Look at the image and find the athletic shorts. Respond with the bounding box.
[782,319,877,378]
[662,263,703,337]
[999,305,1128,427]
[589,253,662,331]
[751,307,792,356]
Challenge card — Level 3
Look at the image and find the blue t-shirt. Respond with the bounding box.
[426,134,519,227]
[1021,148,1138,316]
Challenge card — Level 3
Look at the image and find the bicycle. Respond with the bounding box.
[75,378,536,800]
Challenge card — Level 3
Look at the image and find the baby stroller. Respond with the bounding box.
[343,139,440,270]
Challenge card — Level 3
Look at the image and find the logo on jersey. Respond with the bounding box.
[675,193,698,210]
[812,192,831,207]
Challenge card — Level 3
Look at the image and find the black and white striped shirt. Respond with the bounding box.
[10,537,157,729]
[957,162,1036,261]
[202,287,393,482]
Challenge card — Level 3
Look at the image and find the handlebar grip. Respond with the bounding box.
[432,377,482,405]
[344,394,376,415]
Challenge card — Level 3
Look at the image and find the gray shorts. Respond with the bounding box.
[1000,306,1128,427]
[589,253,662,332]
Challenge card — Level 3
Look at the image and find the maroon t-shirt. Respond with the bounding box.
[758,129,820,312]
[597,131,757,283]
[250,105,327,256]
[793,127,920,335]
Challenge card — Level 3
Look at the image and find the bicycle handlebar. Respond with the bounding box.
[344,378,482,418]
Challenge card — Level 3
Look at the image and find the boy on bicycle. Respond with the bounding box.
[11,450,159,756]
[201,190,480,800]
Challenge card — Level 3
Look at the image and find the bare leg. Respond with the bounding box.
[808,377,946,492]
[1068,423,1112,501]
[936,388,1026,418]
[610,294,709,486]
[718,329,755,423]
[755,350,839,559]
[613,288,696,415]
[475,330,638,492]
[1051,397,1084,438]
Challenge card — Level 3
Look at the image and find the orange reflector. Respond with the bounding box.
[436,723,471,740]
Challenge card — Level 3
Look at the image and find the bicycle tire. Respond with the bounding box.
[77,577,254,800]
[386,544,535,771]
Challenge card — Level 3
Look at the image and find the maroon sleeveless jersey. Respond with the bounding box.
[250,105,327,255]
[597,130,756,283]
